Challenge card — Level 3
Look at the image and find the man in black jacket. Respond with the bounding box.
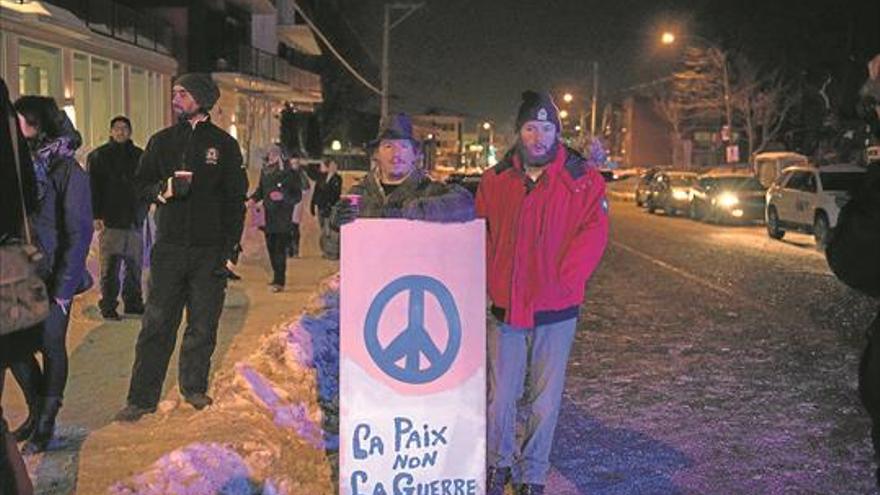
[115,73,248,422]
[88,116,146,320]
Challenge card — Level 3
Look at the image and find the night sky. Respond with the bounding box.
[340,0,879,136]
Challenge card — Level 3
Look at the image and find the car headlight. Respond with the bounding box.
[716,192,739,208]
[672,189,689,200]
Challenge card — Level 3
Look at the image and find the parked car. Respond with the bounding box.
[634,167,660,207]
[765,163,867,247]
[645,171,698,216]
[445,172,482,195]
[689,174,766,223]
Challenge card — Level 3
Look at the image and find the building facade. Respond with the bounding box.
[1,0,323,167]
[412,112,464,169]
[149,0,322,167]
[1,0,177,157]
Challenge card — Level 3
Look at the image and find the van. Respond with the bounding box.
[752,151,808,188]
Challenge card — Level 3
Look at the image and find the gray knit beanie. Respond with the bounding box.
[175,73,220,111]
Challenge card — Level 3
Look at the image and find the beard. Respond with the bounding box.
[517,139,559,168]
[378,159,416,183]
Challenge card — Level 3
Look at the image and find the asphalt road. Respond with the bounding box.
[544,199,878,494]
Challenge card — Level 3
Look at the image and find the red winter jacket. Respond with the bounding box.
[475,145,609,328]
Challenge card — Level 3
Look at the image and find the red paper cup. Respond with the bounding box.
[341,194,362,208]
[174,170,193,182]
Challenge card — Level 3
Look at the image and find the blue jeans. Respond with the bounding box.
[487,317,577,485]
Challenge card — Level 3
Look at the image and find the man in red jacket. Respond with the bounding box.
[476,91,609,495]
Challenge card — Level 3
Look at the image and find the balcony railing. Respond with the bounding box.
[33,0,173,55]
[216,45,321,95]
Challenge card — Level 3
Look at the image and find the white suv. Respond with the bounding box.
[765,163,866,247]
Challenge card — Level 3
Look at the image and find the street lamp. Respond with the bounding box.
[661,30,734,162]
[563,93,574,104]
[479,121,494,147]
[559,109,569,120]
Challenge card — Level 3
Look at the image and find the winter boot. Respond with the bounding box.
[486,466,511,495]
[12,396,40,443]
[25,396,61,453]
[9,359,43,442]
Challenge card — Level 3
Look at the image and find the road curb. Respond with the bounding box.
[607,190,636,202]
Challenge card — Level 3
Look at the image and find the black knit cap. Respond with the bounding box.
[515,90,561,132]
[174,73,220,111]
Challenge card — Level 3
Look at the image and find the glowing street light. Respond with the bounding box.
[562,93,573,103]
[559,109,569,119]
[479,121,494,146]
[661,31,676,45]
[331,139,342,151]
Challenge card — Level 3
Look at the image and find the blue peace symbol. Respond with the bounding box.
[363,275,462,384]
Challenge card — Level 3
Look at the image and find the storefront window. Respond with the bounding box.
[73,53,90,147]
[1,33,6,78]
[149,72,161,134]
[111,62,124,118]
[91,57,112,146]
[18,40,61,99]
[129,67,149,146]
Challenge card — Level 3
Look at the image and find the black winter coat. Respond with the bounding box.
[251,165,301,233]
[135,119,248,257]
[311,173,342,216]
[826,165,880,297]
[88,139,146,229]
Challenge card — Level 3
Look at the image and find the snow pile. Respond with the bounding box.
[111,275,342,494]
[108,443,272,495]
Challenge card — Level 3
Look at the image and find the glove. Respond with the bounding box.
[330,198,358,229]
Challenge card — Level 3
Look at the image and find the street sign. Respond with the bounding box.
[340,219,486,495]
[726,144,740,163]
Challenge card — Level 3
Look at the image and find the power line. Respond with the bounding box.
[291,1,383,96]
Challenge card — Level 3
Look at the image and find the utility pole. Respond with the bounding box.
[590,60,599,137]
[381,2,425,124]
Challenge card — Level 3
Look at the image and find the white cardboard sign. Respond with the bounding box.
[340,219,486,495]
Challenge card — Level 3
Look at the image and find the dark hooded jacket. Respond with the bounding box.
[311,172,342,216]
[250,163,302,234]
[28,114,94,301]
[87,138,146,229]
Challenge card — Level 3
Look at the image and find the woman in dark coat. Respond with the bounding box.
[1,77,37,494]
[9,95,93,453]
[248,144,301,292]
[311,159,343,228]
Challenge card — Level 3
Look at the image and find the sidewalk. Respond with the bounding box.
[2,173,363,494]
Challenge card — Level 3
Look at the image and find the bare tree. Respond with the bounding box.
[651,87,687,166]
[672,46,726,123]
[646,46,729,167]
[732,56,799,157]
